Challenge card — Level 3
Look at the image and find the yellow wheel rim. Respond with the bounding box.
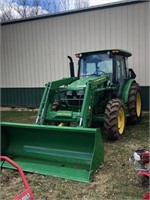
[118,107,125,135]
[136,92,141,117]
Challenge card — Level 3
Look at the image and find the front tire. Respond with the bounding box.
[104,99,126,140]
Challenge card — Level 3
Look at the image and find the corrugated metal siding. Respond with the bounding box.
[1,1,150,88]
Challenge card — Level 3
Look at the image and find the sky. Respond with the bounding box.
[90,0,122,6]
[0,0,123,20]
[0,0,123,7]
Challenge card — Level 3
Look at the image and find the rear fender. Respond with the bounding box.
[121,79,136,103]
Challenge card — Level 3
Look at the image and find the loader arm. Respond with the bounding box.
[36,77,77,125]
[79,76,109,128]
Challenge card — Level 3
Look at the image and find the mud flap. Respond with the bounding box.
[1,122,104,182]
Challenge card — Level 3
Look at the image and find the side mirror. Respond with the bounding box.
[128,68,136,79]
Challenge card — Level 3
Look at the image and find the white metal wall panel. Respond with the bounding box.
[145,2,150,84]
[1,1,149,87]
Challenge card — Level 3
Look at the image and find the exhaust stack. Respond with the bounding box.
[68,56,75,77]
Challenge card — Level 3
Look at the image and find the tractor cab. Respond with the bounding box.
[77,52,112,79]
[66,49,134,113]
[73,49,134,98]
[75,49,132,83]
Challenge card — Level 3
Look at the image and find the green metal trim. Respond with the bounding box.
[1,87,44,108]
[141,86,149,110]
[1,86,149,110]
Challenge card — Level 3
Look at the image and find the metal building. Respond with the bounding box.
[1,0,150,109]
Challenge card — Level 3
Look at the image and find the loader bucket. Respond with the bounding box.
[1,122,104,182]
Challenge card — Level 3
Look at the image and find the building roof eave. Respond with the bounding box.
[1,0,148,26]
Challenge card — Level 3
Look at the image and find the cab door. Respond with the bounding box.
[115,55,128,96]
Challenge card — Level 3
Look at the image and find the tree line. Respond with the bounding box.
[0,0,90,22]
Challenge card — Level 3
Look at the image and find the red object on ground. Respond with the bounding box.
[138,151,150,200]
[129,148,150,200]
[140,151,150,165]
[0,156,35,200]
[143,192,150,200]
[137,171,150,177]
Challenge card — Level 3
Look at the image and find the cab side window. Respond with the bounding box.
[116,55,127,82]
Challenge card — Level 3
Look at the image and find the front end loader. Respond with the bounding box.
[1,49,142,182]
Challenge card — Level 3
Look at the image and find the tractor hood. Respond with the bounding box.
[67,76,107,91]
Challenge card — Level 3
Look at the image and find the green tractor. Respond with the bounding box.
[1,49,142,182]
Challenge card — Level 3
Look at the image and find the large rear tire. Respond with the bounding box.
[128,82,142,124]
[104,99,126,140]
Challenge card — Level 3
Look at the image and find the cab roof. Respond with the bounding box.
[76,49,132,58]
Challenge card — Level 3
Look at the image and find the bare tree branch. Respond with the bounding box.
[59,0,71,11]
[74,0,90,9]
[0,0,90,22]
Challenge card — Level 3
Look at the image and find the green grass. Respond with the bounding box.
[0,111,149,200]
[1,110,37,124]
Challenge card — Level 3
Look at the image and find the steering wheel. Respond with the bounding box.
[97,70,105,75]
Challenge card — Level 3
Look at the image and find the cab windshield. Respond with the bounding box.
[79,53,113,78]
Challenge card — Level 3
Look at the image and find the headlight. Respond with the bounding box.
[66,91,72,96]
[76,90,84,96]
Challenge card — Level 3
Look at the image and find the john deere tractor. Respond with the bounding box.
[1,49,142,182]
